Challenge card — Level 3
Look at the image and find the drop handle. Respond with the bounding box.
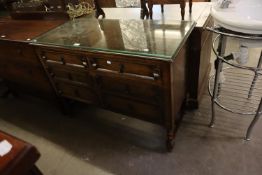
[41,55,46,59]
[81,58,88,67]
[92,62,97,68]
[153,72,160,80]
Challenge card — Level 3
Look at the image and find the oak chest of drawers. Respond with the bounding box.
[32,18,195,151]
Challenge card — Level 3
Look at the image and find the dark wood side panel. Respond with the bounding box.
[187,15,213,108]
[0,41,55,98]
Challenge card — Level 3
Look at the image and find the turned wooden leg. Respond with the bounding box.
[180,1,186,20]
[148,3,153,19]
[94,0,105,18]
[161,4,164,13]
[140,0,149,19]
[166,129,175,152]
[189,0,192,13]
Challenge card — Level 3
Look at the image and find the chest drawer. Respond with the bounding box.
[90,57,162,84]
[55,80,98,104]
[97,76,162,105]
[47,64,93,85]
[40,51,88,69]
[103,94,163,124]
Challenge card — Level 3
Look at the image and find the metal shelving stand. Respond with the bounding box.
[207,27,262,140]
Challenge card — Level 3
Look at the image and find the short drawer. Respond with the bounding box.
[47,64,93,85]
[103,94,163,124]
[55,81,98,104]
[97,76,162,104]
[40,51,88,68]
[90,58,162,83]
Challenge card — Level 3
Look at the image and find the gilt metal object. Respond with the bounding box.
[66,0,94,19]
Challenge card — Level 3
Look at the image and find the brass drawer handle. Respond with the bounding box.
[81,57,88,68]
[153,72,160,79]
[92,63,97,68]
[82,61,88,67]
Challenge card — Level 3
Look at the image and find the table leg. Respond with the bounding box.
[161,4,164,13]
[180,1,186,20]
[148,2,153,19]
[189,0,192,13]
[94,0,105,18]
[140,0,149,19]
[166,128,175,152]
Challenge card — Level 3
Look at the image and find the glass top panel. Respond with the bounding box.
[33,17,195,60]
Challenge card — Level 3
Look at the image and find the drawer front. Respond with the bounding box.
[90,58,162,84]
[0,42,39,65]
[40,51,88,69]
[55,81,98,104]
[103,94,163,124]
[97,76,162,104]
[47,64,93,85]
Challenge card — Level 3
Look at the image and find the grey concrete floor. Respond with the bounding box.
[1,3,262,175]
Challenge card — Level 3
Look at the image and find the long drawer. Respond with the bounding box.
[55,80,99,104]
[89,57,162,85]
[40,50,88,69]
[47,63,93,86]
[96,76,162,105]
[102,94,163,124]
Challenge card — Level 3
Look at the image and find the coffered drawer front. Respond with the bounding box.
[0,44,23,60]
[40,51,88,68]
[55,81,98,104]
[90,58,162,83]
[103,94,163,124]
[97,76,162,105]
[0,61,46,86]
[47,64,93,85]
